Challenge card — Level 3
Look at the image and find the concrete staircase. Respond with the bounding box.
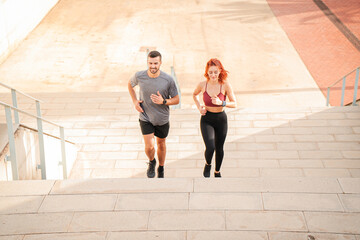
[1,177,360,239]
[0,92,359,239]
[2,92,359,179]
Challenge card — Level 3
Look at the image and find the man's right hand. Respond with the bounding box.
[134,100,144,113]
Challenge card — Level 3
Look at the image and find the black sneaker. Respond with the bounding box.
[203,164,211,178]
[147,159,156,178]
[157,166,164,178]
[214,172,222,178]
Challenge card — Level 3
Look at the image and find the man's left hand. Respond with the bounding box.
[150,91,164,104]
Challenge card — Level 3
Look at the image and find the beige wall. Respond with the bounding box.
[0,0,59,64]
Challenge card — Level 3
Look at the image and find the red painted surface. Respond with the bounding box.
[267,0,360,105]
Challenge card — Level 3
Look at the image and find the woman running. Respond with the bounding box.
[193,58,237,177]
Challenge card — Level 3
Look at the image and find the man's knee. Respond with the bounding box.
[157,139,166,151]
[144,143,155,153]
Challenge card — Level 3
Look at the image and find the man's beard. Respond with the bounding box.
[149,68,159,74]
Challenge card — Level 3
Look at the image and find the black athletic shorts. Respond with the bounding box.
[139,120,170,138]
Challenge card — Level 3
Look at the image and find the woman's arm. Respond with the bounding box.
[193,82,207,115]
[224,82,237,108]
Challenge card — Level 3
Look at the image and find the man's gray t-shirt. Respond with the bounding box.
[130,70,178,126]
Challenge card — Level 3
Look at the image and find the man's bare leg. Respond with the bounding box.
[143,133,156,178]
[143,133,155,161]
[156,137,166,166]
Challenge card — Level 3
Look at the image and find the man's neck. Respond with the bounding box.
[147,70,161,78]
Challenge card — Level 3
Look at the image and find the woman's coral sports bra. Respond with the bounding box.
[203,82,226,107]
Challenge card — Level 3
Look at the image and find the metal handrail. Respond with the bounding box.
[0,82,44,103]
[0,101,67,180]
[326,66,360,106]
[327,67,359,88]
[0,101,63,127]
[0,82,44,125]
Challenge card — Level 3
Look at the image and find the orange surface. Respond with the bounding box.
[323,0,360,41]
[266,0,360,105]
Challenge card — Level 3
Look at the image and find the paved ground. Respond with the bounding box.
[267,0,360,106]
[0,0,326,107]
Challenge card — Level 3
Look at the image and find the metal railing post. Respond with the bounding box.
[145,48,150,69]
[4,106,19,180]
[60,127,67,179]
[352,67,359,106]
[341,76,346,106]
[11,89,20,124]
[36,100,47,179]
[171,66,181,109]
[1,97,69,180]
[325,66,360,106]
[35,100,42,119]
[326,87,330,106]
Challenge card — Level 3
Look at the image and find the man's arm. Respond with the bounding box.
[128,80,144,113]
[150,91,179,106]
[165,94,179,106]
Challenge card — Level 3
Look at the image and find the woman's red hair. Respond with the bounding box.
[204,58,228,84]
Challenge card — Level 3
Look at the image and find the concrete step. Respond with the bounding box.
[1,92,359,179]
[0,177,359,238]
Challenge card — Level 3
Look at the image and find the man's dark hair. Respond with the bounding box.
[148,50,162,60]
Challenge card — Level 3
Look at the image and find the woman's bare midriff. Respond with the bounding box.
[205,106,224,113]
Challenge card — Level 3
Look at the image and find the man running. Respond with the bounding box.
[128,50,179,178]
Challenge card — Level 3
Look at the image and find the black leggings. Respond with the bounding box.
[200,111,228,172]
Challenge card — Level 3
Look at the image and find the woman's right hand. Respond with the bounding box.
[199,105,207,115]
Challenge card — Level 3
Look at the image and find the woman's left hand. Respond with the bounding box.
[211,96,223,106]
